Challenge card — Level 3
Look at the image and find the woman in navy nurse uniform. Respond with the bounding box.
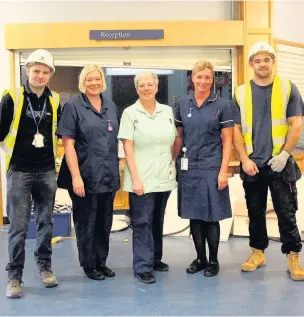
[174,60,234,277]
[57,65,120,281]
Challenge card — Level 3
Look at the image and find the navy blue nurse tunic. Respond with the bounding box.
[56,93,120,193]
[174,92,234,222]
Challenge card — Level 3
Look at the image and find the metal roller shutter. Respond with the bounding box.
[19,46,232,71]
[277,43,304,148]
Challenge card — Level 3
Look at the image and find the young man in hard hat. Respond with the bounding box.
[0,49,61,298]
[232,41,304,281]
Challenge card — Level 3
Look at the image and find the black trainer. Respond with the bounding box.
[97,265,115,277]
[83,268,105,280]
[135,272,156,284]
[204,261,220,277]
[154,261,169,272]
[186,258,208,274]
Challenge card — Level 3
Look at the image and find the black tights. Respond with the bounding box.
[190,219,220,263]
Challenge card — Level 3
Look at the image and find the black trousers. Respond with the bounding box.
[68,190,115,269]
[129,191,171,274]
[242,166,302,254]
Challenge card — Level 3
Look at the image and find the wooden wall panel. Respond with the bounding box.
[5,21,244,50]
[239,0,274,83]
[245,1,270,29]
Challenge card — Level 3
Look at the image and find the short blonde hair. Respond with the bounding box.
[78,65,107,93]
[134,71,159,88]
[192,60,214,77]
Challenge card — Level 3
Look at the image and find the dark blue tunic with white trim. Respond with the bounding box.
[174,92,234,222]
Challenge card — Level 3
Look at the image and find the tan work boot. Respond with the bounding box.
[39,270,58,288]
[6,279,22,298]
[287,252,304,281]
[241,248,266,272]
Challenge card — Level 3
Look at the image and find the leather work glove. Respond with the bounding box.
[267,150,290,172]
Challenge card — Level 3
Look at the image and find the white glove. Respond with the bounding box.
[267,150,290,172]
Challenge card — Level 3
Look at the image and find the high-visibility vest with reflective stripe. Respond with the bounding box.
[1,87,60,172]
[235,76,291,156]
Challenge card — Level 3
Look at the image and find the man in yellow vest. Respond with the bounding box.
[233,42,304,281]
[0,49,61,298]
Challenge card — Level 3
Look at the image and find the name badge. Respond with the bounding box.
[181,158,188,171]
[32,133,44,148]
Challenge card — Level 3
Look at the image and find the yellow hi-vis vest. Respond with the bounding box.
[235,76,291,156]
[1,87,60,173]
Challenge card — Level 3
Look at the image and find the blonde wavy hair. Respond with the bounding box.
[78,64,107,93]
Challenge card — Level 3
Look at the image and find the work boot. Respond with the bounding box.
[241,248,266,272]
[39,270,59,287]
[287,252,304,281]
[6,278,22,298]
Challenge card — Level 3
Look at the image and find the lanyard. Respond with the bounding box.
[27,96,47,133]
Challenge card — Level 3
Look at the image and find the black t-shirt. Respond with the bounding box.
[232,80,303,167]
[0,81,61,172]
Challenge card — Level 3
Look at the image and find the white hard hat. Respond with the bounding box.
[248,42,275,61]
[25,49,55,74]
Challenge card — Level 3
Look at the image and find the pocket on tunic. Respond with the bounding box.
[180,173,208,211]
[207,114,221,134]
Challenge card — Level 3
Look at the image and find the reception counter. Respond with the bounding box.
[56,140,304,211]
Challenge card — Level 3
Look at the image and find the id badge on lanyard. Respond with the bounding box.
[181,147,188,171]
[27,97,47,148]
[33,133,45,148]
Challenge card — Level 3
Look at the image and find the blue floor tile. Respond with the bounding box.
[0,227,303,316]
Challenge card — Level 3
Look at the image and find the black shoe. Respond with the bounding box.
[186,259,208,274]
[135,272,156,284]
[154,261,169,272]
[97,265,115,277]
[204,261,220,277]
[83,268,105,280]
